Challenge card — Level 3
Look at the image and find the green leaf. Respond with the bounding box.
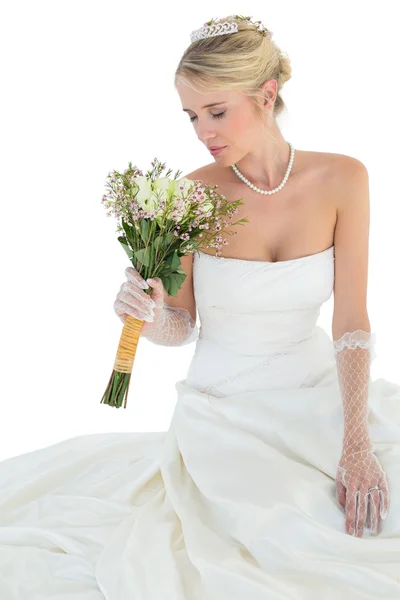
[134,248,151,267]
[161,270,187,296]
[153,235,164,253]
[164,233,176,246]
[171,251,182,270]
[165,249,181,271]
[162,275,172,295]
[121,219,132,239]
[140,219,151,244]
[149,243,156,265]
[118,236,134,260]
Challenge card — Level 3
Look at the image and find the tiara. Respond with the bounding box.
[190,15,272,44]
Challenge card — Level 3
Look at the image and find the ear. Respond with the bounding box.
[262,78,277,105]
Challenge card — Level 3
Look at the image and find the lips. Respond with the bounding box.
[209,145,227,156]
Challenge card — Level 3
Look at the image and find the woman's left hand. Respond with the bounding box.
[335,449,389,537]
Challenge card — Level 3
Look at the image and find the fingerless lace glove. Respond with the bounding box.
[142,298,199,347]
[333,329,376,458]
[114,270,198,347]
[333,329,389,535]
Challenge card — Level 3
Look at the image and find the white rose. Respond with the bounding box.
[199,199,214,214]
[134,176,153,210]
[153,177,174,202]
[146,193,162,213]
[169,177,197,222]
[151,177,183,214]
[175,177,195,199]
[134,176,171,214]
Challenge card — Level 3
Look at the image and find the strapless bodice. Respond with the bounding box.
[193,245,335,354]
[185,245,336,396]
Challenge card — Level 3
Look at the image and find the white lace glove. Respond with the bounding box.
[114,267,198,347]
[333,329,389,537]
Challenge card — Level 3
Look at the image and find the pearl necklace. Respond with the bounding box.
[231,141,295,195]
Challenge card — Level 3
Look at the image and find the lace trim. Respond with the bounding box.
[333,329,377,361]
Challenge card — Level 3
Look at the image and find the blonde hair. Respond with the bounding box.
[175,16,292,147]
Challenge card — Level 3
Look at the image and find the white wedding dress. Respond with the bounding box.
[1,244,400,599]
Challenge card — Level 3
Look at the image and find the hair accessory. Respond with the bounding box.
[190,15,272,44]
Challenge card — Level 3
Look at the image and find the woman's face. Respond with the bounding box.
[177,84,265,165]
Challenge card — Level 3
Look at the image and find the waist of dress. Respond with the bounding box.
[197,325,318,357]
[197,308,321,356]
[184,326,335,396]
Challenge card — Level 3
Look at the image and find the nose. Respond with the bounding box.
[196,121,217,145]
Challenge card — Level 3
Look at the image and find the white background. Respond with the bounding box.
[0,1,398,460]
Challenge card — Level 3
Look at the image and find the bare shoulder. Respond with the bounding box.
[322,151,367,176]
[295,149,366,182]
[321,152,368,212]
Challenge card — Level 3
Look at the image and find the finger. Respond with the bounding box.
[365,490,375,529]
[365,496,371,529]
[114,299,154,322]
[355,489,369,538]
[379,475,390,520]
[336,479,346,508]
[147,278,165,308]
[125,266,149,289]
[368,492,380,534]
[147,277,163,290]
[120,288,155,312]
[345,486,359,536]
[124,282,156,308]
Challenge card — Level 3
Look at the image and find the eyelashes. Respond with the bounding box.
[189,112,225,123]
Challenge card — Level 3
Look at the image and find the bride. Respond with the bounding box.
[1,14,400,600]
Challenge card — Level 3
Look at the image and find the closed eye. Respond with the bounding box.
[190,112,225,123]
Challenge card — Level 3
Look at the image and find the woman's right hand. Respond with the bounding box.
[113,266,165,335]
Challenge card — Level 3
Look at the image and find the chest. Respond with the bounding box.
[199,158,337,262]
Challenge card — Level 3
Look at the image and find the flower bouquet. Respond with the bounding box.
[99,157,248,408]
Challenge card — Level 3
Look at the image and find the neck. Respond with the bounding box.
[233,130,292,189]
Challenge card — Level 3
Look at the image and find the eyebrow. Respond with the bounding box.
[182,102,226,112]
